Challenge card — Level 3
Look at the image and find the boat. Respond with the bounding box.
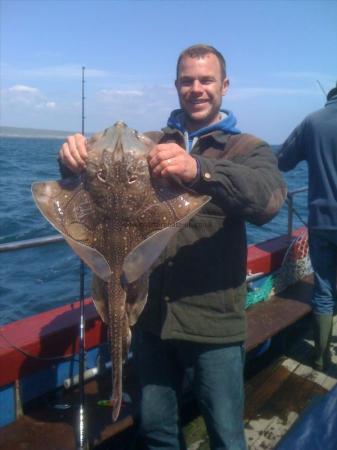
[2,182,336,450]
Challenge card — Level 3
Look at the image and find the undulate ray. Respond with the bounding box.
[32,121,210,421]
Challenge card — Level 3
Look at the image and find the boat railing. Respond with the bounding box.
[0,186,308,254]
[0,234,64,252]
[286,186,308,239]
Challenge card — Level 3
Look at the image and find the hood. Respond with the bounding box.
[167,108,241,139]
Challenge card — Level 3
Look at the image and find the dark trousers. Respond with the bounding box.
[134,329,247,450]
[309,229,337,315]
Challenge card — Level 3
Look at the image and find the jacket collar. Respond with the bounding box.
[162,125,230,148]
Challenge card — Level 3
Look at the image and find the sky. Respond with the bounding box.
[1,0,337,143]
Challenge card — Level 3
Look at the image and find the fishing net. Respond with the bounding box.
[246,275,274,307]
[245,229,312,308]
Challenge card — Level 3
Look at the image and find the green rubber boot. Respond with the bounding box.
[312,314,333,371]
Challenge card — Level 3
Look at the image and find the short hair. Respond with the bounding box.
[176,44,227,80]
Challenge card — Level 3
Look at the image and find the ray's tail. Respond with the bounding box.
[107,275,125,422]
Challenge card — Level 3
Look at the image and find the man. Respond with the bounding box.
[59,44,286,450]
[278,83,337,372]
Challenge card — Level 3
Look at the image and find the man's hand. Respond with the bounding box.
[147,143,198,184]
[59,133,88,175]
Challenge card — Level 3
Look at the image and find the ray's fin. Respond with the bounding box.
[123,195,210,283]
[32,180,111,281]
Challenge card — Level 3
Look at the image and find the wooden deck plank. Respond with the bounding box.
[246,276,313,352]
[245,361,296,420]
[244,358,300,449]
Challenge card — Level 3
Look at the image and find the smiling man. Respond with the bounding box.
[58,44,286,450]
[176,49,228,130]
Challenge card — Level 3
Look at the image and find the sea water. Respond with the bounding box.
[0,136,308,325]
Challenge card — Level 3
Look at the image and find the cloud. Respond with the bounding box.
[96,85,176,113]
[8,85,40,94]
[1,84,57,110]
[100,88,145,97]
[45,101,56,109]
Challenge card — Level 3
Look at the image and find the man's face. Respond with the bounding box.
[175,53,229,132]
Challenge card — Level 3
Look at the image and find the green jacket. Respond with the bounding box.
[138,127,287,343]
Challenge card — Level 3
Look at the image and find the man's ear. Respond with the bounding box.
[222,78,229,96]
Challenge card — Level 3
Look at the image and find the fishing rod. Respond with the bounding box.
[77,65,89,450]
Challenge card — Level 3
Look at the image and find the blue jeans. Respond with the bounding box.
[134,329,247,450]
[309,229,337,315]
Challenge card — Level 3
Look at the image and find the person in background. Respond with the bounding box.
[278,82,337,372]
[59,44,286,450]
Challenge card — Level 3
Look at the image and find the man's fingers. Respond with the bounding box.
[148,150,174,169]
[152,155,183,177]
[148,145,184,173]
[74,134,88,161]
[60,145,82,174]
[159,159,180,177]
[153,153,198,183]
[147,142,197,182]
[66,134,87,165]
[149,154,176,176]
[59,133,88,174]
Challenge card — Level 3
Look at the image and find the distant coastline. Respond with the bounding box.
[0,126,280,150]
[0,126,77,139]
